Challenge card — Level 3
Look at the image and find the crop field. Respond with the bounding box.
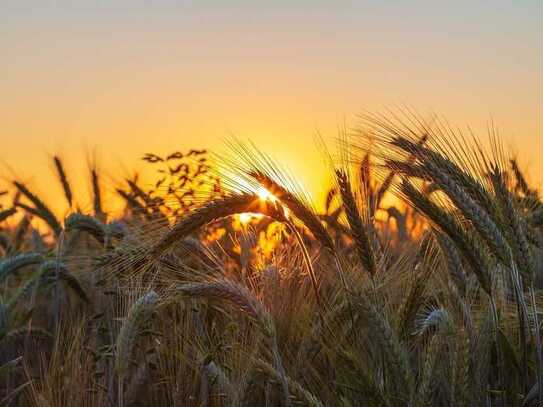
[0,113,542,406]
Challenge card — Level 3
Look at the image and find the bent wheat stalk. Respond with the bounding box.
[150,193,287,259]
[115,291,159,407]
[0,208,17,224]
[0,253,44,283]
[400,180,492,294]
[255,358,323,407]
[177,280,291,407]
[65,213,108,246]
[249,171,335,252]
[13,181,62,236]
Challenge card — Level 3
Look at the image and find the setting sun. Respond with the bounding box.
[238,212,264,225]
[256,186,276,202]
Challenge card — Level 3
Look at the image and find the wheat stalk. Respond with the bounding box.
[249,171,335,252]
[392,136,500,222]
[91,164,105,220]
[0,208,16,224]
[510,159,531,196]
[436,233,467,295]
[13,181,62,236]
[39,260,90,303]
[0,252,44,283]
[177,279,291,406]
[356,297,414,397]
[65,213,108,246]
[255,358,323,407]
[401,180,492,294]
[336,169,376,276]
[421,157,512,266]
[151,193,286,258]
[53,156,73,207]
[9,215,31,254]
[411,335,440,407]
[115,291,159,380]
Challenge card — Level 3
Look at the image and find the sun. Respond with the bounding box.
[257,186,276,202]
[239,212,264,225]
[237,186,280,225]
[255,186,291,219]
[239,212,253,224]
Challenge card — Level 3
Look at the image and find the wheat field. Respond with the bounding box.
[1,112,542,406]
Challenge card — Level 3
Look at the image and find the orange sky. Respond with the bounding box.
[2,2,542,221]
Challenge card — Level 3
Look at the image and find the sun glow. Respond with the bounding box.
[235,185,284,226]
[238,212,264,224]
[257,186,276,202]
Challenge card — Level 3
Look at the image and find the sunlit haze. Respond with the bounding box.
[2,1,542,221]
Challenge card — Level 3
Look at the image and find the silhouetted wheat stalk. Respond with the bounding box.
[336,169,376,276]
[151,193,287,258]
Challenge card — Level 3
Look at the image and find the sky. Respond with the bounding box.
[2,1,543,218]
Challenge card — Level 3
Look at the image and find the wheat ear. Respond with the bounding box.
[177,280,291,406]
[65,213,107,244]
[0,253,44,283]
[336,169,376,276]
[249,171,335,252]
[13,181,62,236]
[115,291,159,380]
[53,156,73,207]
[151,193,286,258]
[0,208,16,223]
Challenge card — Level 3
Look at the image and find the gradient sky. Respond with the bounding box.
[2,1,542,217]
